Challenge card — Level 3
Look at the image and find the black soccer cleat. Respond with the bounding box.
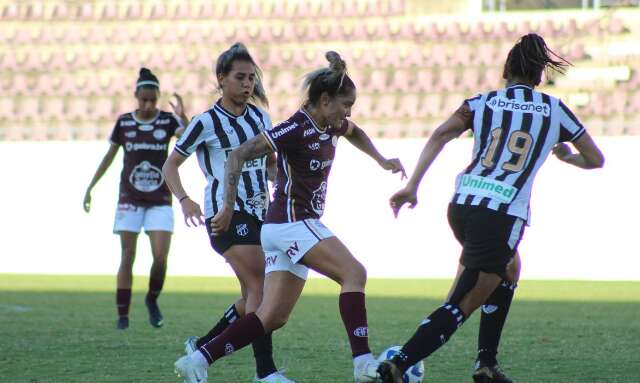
[377,360,404,383]
[145,296,164,328]
[472,359,514,383]
[116,316,129,330]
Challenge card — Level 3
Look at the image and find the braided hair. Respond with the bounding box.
[503,33,571,86]
[303,51,355,106]
[215,42,268,107]
[136,67,160,90]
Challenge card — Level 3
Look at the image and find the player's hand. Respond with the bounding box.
[210,207,233,236]
[389,186,418,218]
[552,143,572,160]
[83,191,92,213]
[169,93,185,117]
[181,198,204,227]
[379,158,407,180]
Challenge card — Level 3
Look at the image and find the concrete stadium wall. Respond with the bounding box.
[1,136,637,281]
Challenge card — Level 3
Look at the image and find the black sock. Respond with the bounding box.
[252,332,277,379]
[146,277,165,302]
[392,304,466,372]
[478,280,516,364]
[196,304,240,348]
[116,288,132,318]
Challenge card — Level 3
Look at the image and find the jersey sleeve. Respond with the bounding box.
[174,114,207,157]
[464,93,483,111]
[108,117,123,145]
[557,100,586,142]
[262,120,301,151]
[454,98,477,131]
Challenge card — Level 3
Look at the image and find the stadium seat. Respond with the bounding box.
[422,93,443,117]
[94,98,115,121]
[16,97,41,121]
[67,98,90,121]
[42,98,65,121]
[0,98,15,121]
[395,94,421,118]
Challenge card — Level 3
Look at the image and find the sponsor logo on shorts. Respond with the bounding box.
[266,255,277,266]
[153,129,167,140]
[458,174,518,204]
[481,305,498,314]
[224,343,235,355]
[124,131,137,138]
[271,122,298,138]
[487,95,550,117]
[285,242,299,258]
[308,142,320,151]
[303,128,315,137]
[353,326,368,338]
[236,223,249,237]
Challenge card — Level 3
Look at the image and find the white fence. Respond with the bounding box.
[1,136,637,280]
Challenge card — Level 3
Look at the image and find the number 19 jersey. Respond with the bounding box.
[452,84,586,224]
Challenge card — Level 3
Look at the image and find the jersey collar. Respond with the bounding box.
[132,110,160,125]
[300,108,327,133]
[215,99,248,119]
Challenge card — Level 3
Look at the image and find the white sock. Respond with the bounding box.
[189,350,209,368]
[353,352,374,366]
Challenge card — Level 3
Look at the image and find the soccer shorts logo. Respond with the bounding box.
[236,223,249,237]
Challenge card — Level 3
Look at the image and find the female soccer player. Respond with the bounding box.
[163,43,293,383]
[83,68,188,330]
[173,51,406,383]
[377,33,605,383]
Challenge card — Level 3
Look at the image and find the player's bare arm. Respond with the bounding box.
[83,143,119,213]
[163,151,205,227]
[390,105,470,217]
[266,152,278,182]
[211,134,274,234]
[344,120,406,179]
[552,133,604,169]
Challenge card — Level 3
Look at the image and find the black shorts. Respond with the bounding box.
[205,211,263,255]
[447,203,525,274]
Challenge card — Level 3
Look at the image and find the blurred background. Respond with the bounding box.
[1,0,638,280]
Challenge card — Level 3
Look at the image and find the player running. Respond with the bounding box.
[83,68,188,330]
[378,33,604,383]
[173,51,406,383]
[163,43,294,383]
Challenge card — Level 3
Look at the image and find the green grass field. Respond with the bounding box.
[1,275,639,383]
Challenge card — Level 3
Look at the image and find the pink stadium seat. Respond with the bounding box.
[125,2,142,19]
[539,19,557,39]
[51,2,71,20]
[422,93,443,118]
[67,98,90,121]
[395,94,421,118]
[77,2,93,20]
[354,94,374,118]
[415,69,436,92]
[366,69,388,93]
[390,69,413,92]
[608,17,626,34]
[451,44,472,66]
[94,97,115,120]
[42,98,65,121]
[150,2,167,19]
[99,2,117,20]
[16,97,41,121]
[0,98,14,120]
[377,94,398,118]
[10,74,32,95]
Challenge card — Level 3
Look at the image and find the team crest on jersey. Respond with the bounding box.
[236,223,249,237]
[138,124,154,131]
[246,192,267,209]
[308,142,320,151]
[153,129,167,140]
[319,133,330,141]
[124,131,137,138]
[311,182,327,215]
[129,161,164,192]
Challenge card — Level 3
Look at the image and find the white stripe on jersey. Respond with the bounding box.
[453,84,585,224]
[174,102,272,219]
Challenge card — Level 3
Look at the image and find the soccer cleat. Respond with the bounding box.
[377,360,404,383]
[145,295,164,328]
[252,371,297,383]
[174,355,208,383]
[472,359,514,383]
[184,336,198,355]
[116,317,129,330]
[353,355,380,383]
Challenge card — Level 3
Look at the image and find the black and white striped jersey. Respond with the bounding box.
[452,84,586,224]
[174,100,272,220]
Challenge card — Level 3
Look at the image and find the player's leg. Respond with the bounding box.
[191,298,246,351]
[115,231,138,329]
[145,230,171,327]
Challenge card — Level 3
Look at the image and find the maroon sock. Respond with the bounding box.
[339,292,371,357]
[146,277,164,301]
[116,288,131,318]
[199,312,265,364]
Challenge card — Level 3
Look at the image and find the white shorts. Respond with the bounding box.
[113,204,174,234]
[261,219,335,280]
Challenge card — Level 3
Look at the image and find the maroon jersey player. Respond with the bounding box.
[83,68,188,330]
[173,52,406,383]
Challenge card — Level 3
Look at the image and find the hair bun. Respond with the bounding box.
[325,51,346,74]
[139,67,152,76]
[230,42,248,52]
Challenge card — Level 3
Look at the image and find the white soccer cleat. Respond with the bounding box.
[252,371,297,383]
[184,336,198,355]
[353,354,380,383]
[174,354,208,383]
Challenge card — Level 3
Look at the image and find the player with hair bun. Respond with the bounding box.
[174,51,406,383]
[83,67,189,330]
[378,33,604,383]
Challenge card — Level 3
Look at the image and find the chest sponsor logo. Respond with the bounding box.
[303,128,315,137]
[153,129,167,140]
[246,192,267,210]
[487,95,550,117]
[285,241,299,258]
[271,122,298,138]
[124,131,137,138]
[138,124,154,131]
[308,142,320,151]
[124,142,168,152]
[236,223,249,237]
[458,174,518,204]
[311,181,327,215]
[319,133,330,141]
[224,150,266,171]
[120,120,136,127]
[309,159,333,171]
[129,160,164,192]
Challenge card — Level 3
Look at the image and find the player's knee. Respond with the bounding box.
[257,307,289,331]
[342,261,367,288]
[120,248,136,264]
